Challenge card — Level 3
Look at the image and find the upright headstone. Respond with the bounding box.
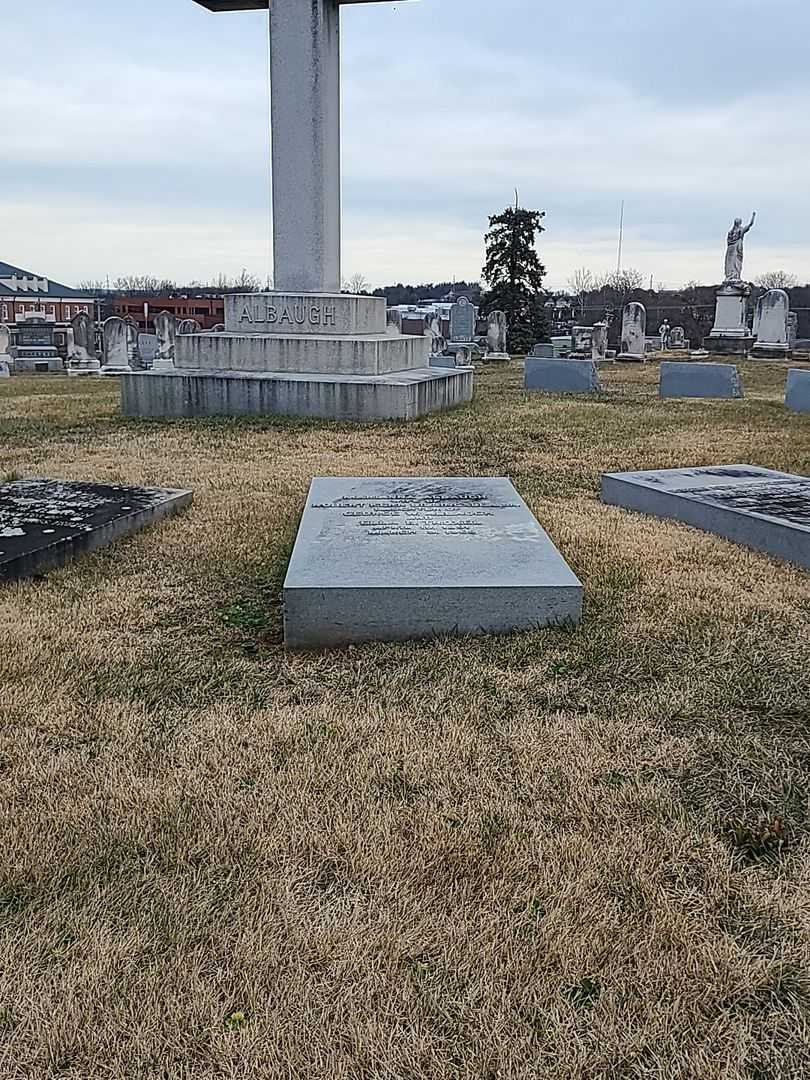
[386,308,403,336]
[787,312,798,349]
[571,325,593,357]
[177,319,202,336]
[591,322,609,363]
[785,369,810,414]
[752,289,791,359]
[617,302,647,361]
[670,326,686,349]
[0,324,12,378]
[68,312,100,376]
[486,311,509,362]
[125,316,142,369]
[530,343,555,358]
[100,317,133,376]
[450,297,475,343]
[138,334,159,365]
[152,311,177,373]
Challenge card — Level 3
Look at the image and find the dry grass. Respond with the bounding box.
[1,362,809,1079]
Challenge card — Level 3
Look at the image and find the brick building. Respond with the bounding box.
[114,296,225,331]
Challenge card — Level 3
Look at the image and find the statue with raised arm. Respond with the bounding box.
[724,212,756,283]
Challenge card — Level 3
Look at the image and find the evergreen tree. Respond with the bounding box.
[480,203,548,351]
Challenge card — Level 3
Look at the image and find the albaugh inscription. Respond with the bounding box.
[239,301,337,327]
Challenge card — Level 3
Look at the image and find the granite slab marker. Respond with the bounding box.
[524,358,601,394]
[785,369,810,413]
[601,465,810,570]
[659,361,742,399]
[283,477,583,648]
[0,480,193,581]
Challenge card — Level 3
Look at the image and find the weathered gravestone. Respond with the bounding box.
[788,312,798,349]
[752,289,791,359]
[125,316,142,367]
[152,311,177,373]
[617,302,646,361]
[570,326,593,357]
[100,318,133,375]
[450,297,475,343]
[486,311,509,362]
[525,358,601,394]
[660,361,743,399]
[283,476,583,648]
[0,324,11,378]
[591,322,608,363]
[670,326,686,349]
[601,464,810,570]
[530,343,555,358]
[785,369,810,414]
[68,312,100,376]
[177,319,202,336]
[0,479,192,581]
[138,334,159,364]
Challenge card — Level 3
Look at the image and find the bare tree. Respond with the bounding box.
[343,273,370,295]
[567,268,594,316]
[755,270,799,290]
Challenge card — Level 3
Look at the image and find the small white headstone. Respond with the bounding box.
[752,289,790,358]
[152,311,177,372]
[618,302,646,361]
[100,317,133,375]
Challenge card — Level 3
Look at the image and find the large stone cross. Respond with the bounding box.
[192,0,397,295]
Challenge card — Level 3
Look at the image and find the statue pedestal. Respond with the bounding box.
[704,282,754,357]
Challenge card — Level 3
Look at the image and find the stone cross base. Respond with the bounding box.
[751,342,792,360]
[122,290,474,421]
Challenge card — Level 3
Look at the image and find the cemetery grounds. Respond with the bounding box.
[0,361,809,1078]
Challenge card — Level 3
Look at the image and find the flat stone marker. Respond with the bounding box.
[284,477,583,648]
[601,464,810,570]
[785,369,810,413]
[0,479,192,581]
[525,358,601,394]
[660,361,743,399]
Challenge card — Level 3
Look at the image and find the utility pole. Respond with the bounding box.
[616,200,625,274]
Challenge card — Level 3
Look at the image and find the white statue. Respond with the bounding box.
[724,212,756,284]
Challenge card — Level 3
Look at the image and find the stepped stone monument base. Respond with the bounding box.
[705,282,754,357]
[121,292,472,421]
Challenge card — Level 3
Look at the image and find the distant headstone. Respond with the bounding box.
[486,311,509,360]
[455,346,473,366]
[571,325,593,356]
[100,317,133,376]
[283,476,583,647]
[602,464,810,570]
[660,361,742,399]
[785,369,810,413]
[752,289,791,359]
[386,308,403,336]
[0,479,192,581]
[449,297,475,343]
[0,324,11,377]
[430,353,460,369]
[525,358,601,394]
[426,316,446,357]
[152,311,177,373]
[787,312,798,349]
[138,334,159,364]
[670,326,686,348]
[591,322,608,363]
[618,302,646,361]
[530,343,555,358]
[177,319,202,336]
[211,323,226,333]
[69,312,99,371]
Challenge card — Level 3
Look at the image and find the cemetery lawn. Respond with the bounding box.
[2,361,810,1079]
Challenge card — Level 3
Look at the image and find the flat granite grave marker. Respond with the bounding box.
[525,358,601,394]
[601,464,810,570]
[660,361,743,399]
[0,479,192,581]
[284,477,583,648]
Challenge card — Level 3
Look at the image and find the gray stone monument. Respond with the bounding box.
[152,311,177,373]
[617,302,646,361]
[485,311,509,362]
[659,361,743,400]
[591,322,609,363]
[752,289,791,360]
[570,325,593,358]
[0,324,11,378]
[705,213,757,356]
[100,317,133,376]
[670,326,686,349]
[122,0,472,421]
[525,358,601,394]
[450,297,475,344]
[785,369,810,414]
[602,464,809,570]
[283,477,583,647]
[68,312,100,376]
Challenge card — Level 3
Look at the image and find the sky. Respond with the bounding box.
[2,0,809,292]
